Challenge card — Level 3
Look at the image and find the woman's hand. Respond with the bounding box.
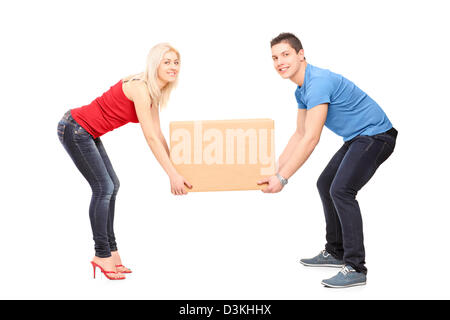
[170,173,193,195]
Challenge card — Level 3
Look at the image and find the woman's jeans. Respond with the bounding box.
[317,127,398,274]
[57,110,119,258]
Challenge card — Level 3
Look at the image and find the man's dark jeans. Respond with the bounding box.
[317,127,398,274]
[57,110,120,258]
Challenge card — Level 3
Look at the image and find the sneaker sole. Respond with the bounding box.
[299,261,345,268]
[321,281,367,288]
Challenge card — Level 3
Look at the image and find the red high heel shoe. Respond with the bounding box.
[115,265,132,274]
[91,261,126,280]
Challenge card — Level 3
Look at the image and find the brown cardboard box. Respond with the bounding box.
[170,119,275,192]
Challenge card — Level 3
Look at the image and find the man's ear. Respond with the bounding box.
[298,49,305,61]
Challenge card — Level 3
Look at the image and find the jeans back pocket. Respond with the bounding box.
[57,121,66,144]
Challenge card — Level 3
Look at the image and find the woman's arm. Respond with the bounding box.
[151,103,170,157]
[127,81,191,194]
[158,131,170,157]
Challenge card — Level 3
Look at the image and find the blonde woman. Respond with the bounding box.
[57,43,192,280]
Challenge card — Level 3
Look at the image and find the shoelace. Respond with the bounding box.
[340,266,352,276]
[321,250,330,258]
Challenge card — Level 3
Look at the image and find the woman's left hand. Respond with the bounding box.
[170,173,192,195]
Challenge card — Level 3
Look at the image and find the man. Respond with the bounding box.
[257,33,397,288]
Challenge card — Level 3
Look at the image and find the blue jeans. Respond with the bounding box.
[317,128,398,274]
[57,110,119,258]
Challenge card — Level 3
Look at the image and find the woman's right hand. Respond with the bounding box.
[170,173,193,195]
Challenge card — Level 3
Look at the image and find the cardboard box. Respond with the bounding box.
[170,119,275,192]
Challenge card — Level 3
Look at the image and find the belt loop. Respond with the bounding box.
[63,110,71,120]
[387,127,398,138]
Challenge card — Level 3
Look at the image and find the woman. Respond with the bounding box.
[57,43,192,280]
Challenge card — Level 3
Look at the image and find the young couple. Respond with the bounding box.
[57,33,397,288]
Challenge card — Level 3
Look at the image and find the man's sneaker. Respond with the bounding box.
[299,250,345,268]
[321,265,367,288]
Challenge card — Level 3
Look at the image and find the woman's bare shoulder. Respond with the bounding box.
[122,73,148,101]
[122,72,146,83]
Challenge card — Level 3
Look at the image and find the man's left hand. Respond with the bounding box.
[257,175,284,193]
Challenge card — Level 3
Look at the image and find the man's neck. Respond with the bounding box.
[290,61,308,87]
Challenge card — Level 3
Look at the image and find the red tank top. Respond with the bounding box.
[71,80,139,138]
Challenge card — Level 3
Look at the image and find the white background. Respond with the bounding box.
[1,0,449,300]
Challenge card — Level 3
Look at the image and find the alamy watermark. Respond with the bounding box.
[171,121,275,175]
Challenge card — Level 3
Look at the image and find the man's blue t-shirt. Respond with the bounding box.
[295,64,392,141]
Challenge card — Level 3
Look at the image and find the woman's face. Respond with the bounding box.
[157,51,180,84]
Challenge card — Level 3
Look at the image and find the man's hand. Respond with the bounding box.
[257,175,284,193]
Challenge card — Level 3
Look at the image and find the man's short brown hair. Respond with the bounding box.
[270,33,303,53]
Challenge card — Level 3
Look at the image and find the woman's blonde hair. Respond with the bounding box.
[143,43,180,109]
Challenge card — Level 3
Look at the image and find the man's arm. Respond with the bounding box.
[278,104,328,179]
[258,103,328,193]
[277,109,306,171]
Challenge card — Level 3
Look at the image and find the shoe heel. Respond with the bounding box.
[90,261,125,280]
[91,261,97,279]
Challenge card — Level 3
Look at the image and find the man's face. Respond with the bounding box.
[271,42,304,79]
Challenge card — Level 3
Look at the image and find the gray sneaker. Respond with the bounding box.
[300,250,345,268]
[321,265,367,288]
